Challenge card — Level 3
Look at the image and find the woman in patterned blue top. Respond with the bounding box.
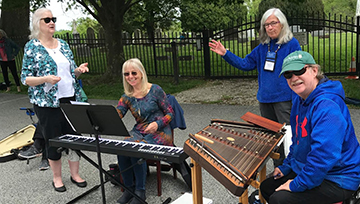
[21,8,89,193]
[115,58,174,204]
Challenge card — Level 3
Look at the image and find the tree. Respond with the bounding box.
[140,0,180,39]
[244,0,261,18]
[323,0,357,18]
[0,0,31,46]
[257,0,325,31]
[72,17,103,35]
[122,0,181,39]
[61,0,182,79]
[58,0,142,78]
[122,3,145,34]
[180,0,247,32]
[0,0,50,46]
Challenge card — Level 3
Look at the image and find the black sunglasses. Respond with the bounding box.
[41,17,57,24]
[123,71,138,77]
[283,66,308,79]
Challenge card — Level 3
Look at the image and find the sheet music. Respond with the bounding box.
[70,101,90,105]
[61,108,77,132]
[44,82,53,92]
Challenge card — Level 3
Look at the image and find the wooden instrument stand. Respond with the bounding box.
[186,113,285,204]
[190,152,280,204]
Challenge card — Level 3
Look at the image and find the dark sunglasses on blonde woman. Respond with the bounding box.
[41,17,57,24]
[123,71,138,77]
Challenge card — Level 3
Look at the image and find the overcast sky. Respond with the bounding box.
[47,0,91,31]
[0,0,92,31]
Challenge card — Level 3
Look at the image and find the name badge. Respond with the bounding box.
[264,51,277,72]
[264,61,275,71]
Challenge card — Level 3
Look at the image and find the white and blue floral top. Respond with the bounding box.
[21,38,82,108]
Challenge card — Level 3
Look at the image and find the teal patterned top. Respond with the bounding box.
[21,38,82,107]
[116,84,174,146]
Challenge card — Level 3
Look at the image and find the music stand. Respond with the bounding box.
[60,104,146,204]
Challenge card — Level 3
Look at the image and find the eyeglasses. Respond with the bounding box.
[283,66,308,79]
[123,71,138,77]
[41,17,57,24]
[264,21,280,28]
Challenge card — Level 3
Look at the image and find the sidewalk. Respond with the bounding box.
[1,93,360,204]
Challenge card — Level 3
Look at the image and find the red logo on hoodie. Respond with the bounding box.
[296,115,308,138]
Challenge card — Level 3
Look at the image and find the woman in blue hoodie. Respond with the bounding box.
[209,8,301,166]
[260,51,360,204]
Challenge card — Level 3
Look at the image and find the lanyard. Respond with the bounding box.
[268,43,281,53]
[264,43,281,72]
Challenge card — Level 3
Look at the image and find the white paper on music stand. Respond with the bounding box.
[70,101,90,105]
[61,108,77,132]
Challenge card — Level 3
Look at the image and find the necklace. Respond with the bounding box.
[41,38,57,54]
[51,39,57,54]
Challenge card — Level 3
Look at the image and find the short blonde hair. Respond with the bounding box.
[122,58,149,97]
[259,8,293,45]
[29,8,52,39]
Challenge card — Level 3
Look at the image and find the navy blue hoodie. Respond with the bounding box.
[279,77,360,192]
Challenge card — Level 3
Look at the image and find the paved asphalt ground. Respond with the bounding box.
[1,92,360,204]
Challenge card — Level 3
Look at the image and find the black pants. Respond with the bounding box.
[0,60,20,87]
[33,124,47,160]
[260,171,354,204]
[259,101,291,167]
[33,96,77,160]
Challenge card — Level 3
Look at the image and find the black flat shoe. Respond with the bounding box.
[70,176,87,188]
[52,182,66,192]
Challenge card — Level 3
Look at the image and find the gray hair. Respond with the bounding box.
[0,29,8,38]
[122,58,149,97]
[259,8,293,45]
[310,64,324,80]
[29,8,52,39]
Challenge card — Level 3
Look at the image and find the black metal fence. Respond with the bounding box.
[10,13,360,78]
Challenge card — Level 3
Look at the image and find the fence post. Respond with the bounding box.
[66,33,70,46]
[171,41,179,84]
[357,16,360,77]
[202,29,211,78]
[151,29,158,77]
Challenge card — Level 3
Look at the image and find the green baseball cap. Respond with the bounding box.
[279,51,316,77]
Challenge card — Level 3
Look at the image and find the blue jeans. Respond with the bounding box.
[117,155,146,190]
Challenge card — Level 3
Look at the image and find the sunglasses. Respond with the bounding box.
[123,71,138,77]
[283,66,308,79]
[41,17,57,24]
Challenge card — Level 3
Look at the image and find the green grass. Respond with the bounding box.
[1,73,206,101]
[335,77,360,98]
[333,76,360,108]
[13,32,359,78]
[116,32,357,78]
[81,75,360,108]
[79,74,207,100]
[4,74,359,108]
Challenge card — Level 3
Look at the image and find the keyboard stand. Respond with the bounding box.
[59,104,147,204]
[65,150,146,204]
